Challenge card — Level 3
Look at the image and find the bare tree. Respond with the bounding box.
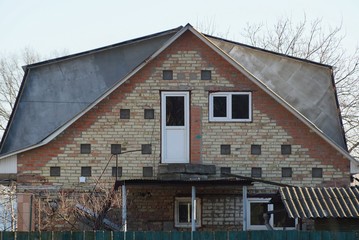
[38,179,121,231]
[0,183,16,231]
[239,16,359,159]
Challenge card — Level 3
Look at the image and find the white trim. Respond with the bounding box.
[161,92,190,163]
[247,198,297,230]
[209,92,252,122]
[175,197,201,228]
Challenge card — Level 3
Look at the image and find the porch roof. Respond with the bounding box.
[114,178,253,190]
[279,186,359,219]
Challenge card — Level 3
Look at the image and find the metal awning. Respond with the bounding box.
[279,186,359,219]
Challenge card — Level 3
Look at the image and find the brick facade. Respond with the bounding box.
[16,31,350,231]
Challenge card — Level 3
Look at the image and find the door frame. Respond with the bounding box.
[161,91,190,163]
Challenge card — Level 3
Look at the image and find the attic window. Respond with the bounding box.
[81,167,92,177]
[201,70,211,80]
[50,167,61,177]
[120,109,130,119]
[143,167,153,177]
[312,168,323,178]
[282,167,292,178]
[141,144,152,154]
[251,145,261,155]
[111,144,121,155]
[144,109,154,119]
[281,145,292,155]
[163,70,173,80]
[80,144,91,154]
[220,145,231,155]
[209,92,252,122]
[251,167,262,178]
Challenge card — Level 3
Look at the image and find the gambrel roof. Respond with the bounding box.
[0,24,357,171]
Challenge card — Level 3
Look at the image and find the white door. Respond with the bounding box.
[161,92,189,163]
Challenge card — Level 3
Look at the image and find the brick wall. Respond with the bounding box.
[16,30,351,230]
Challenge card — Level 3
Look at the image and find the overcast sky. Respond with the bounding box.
[1,0,358,59]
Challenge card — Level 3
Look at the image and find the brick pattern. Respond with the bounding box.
[16,31,351,231]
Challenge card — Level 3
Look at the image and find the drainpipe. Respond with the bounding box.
[191,186,196,232]
[242,186,247,231]
[122,184,127,232]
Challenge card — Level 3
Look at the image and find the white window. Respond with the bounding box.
[175,197,201,228]
[247,198,296,230]
[209,92,252,122]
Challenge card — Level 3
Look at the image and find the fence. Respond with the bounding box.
[0,231,358,240]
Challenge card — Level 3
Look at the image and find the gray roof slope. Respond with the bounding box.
[0,28,180,155]
[208,36,346,149]
[280,186,359,218]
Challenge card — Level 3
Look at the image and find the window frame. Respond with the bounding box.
[174,197,201,228]
[247,198,297,230]
[209,92,252,122]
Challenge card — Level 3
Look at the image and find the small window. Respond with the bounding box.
[282,167,292,178]
[163,70,173,80]
[144,109,154,119]
[81,167,92,177]
[251,145,261,155]
[112,167,122,178]
[281,145,292,155]
[251,167,262,178]
[143,167,153,177]
[50,167,61,177]
[312,168,323,178]
[175,197,201,228]
[209,92,252,122]
[201,70,211,80]
[120,109,130,119]
[80,144,91,154]
[111,144,121,155]
[220,167,231,177]
[141,144,152,154]
[247,198,296,230]
[220,145,231,155]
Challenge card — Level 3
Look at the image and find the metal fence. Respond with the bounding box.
[0,231,358,240]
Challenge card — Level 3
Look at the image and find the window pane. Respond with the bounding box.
[178,202,191,223]
[273,202,295,227]
[250,202,267,225]
[166,96,184,126]
[213,96,227,117]
[232,94,249,119]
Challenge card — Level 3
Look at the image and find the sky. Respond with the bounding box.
[0,0,358,59]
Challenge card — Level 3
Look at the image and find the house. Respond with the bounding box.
[0,24,358,231]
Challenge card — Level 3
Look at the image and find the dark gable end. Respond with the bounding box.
[0,27,181,156]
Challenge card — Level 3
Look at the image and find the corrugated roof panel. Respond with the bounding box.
[279,187,359,219]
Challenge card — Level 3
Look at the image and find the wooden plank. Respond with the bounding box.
[133,231,147,240]
[285,230,298,240]
[113,231,125,240]
[16,232,29,240]
[84,231,95,240]
[71,231,84,240]
[40,232,53,240]
[297,231,311,240]
[2,232,15,240]
[229,231,248,240]
[124,231,135,240]
[214,231,227,240]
